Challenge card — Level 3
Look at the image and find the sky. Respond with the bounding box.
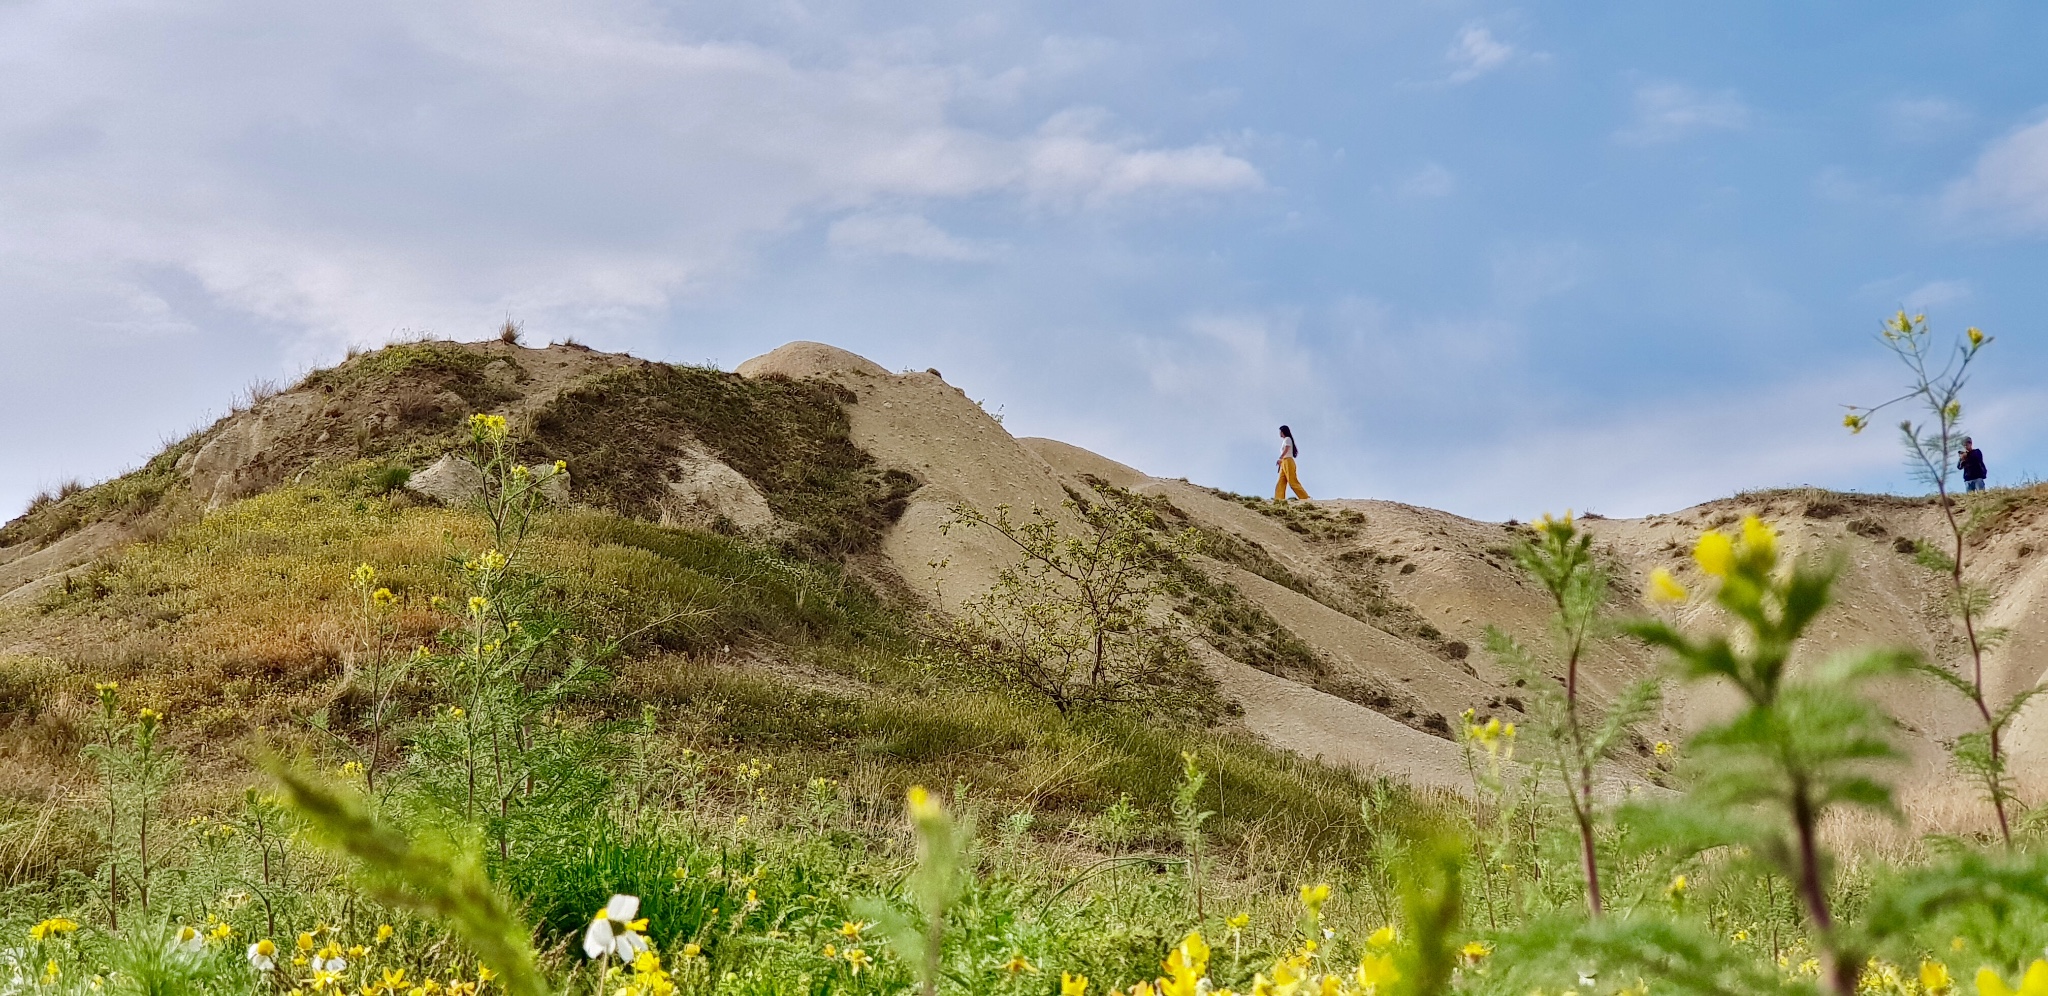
[4,1,2047,522]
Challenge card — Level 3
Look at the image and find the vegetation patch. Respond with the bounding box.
[523,365,919,556]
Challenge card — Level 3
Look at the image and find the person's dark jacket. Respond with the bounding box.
[1960,447,1988,481]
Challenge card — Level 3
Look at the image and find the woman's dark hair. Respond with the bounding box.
[1279,425,1298,454]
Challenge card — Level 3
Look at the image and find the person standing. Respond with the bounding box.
[1959,437,1988,492]
[1274,425,1311,502]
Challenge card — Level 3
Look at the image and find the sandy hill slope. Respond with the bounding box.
[8,338,2048,812]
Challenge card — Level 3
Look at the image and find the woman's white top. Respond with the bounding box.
[1279,438,1297,459]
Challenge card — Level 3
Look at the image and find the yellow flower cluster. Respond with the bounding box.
[467,414,509,444]
[1094,920,1413,996]
[29,918,79,941]
[1460,709,1516,761]
[1693,515,1777,579]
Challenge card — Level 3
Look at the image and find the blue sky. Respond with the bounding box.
[4,1,2046,521]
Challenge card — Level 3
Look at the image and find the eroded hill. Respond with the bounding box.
[6,337,2048,818]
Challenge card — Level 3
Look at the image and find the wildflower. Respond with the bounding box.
[842,949,870,975]
[1977,961,2048,996]
[1226,913,1250,932]
[1694,530,1735,578]
[821,944,836,958]
[679,945,700,960]
[372,588,396,608]
[1647,567,1687,605]
[837,921,864,939]
[553,461,568,474]
[582,895,650,960]
[1955,938,1969,952]
[352,564,377,589]
[379,969,411,994]
[28,918,78,941]
[906,784,940,820]
[1732,929,1749,942]
[1002,954,1037,974]
[468,596,489,615]
[311,942,348,973]
[1945,400,1963,423]
[1921,960,1953,996]
[307,969,342,991]
[1063,972,1090,996]
[42,960,59,985]
[176,926,205,952]
[249,939,280,972]
[1159,932,1210,996]
[376,925,393,945]
[1299,883,1332,917]
[1653,740,1674,757]
[745,889,758,906]
[1844,412,1868,434]
[209,923,234,943]
[1356,950,1399,994]
[1969,327,1986,348]
[1366,926,1398,951]
[467,414,509,444]
[341,761,364,778]
[1461,941,1492,964]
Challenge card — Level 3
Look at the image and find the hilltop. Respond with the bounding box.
[5,336,2047,823]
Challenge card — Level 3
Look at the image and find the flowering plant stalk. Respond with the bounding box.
[1844,311,2028,845]
[1485,511,1659,917]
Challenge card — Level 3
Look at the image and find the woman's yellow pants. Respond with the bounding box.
[1274,457,1310,501]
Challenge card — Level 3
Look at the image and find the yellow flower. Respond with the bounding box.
[1002,954,1037,974]
[1956,938,1969,953]
[1366,926,1398,951]
[468,414,509,443]
[838,921,864,939]
[1945,400,1963,422]
[1976,960,2048,996]
[1460,941,1491,962]
[1356,952,1399,994]
[1063,972,1090,996]
[1968,327,1986,347]
[1647,567,1687,605]
[680,944,700,959]
[1226,913,1250,932]
[553,460,568,474]
[1694,530,1735,578]
[906,785,940,820]
[29,917,79,940]
[1667,875,1688,897]
[209,923,234,942]
[842,948,871,975]
[1159,932,1210,996]
[1921,960,1953,996]
[1843,412,1867,434]
[1732,929,1749,942]
[468,596,489,615]
[822,943,836,959]
[1653,740,1675,757]
[43,960,60,985]
[372,588,397,608]
[352,564,377,589]
[376,925,394,944]
[1299,883,1332,915]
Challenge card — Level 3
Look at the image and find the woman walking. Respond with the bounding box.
[1274,425,1310,502]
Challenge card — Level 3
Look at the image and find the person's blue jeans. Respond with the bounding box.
[1966,478,1986,492]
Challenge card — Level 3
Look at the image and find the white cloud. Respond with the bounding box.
[1395,162,1456,199]
[1943,113,2048,236]
[1616,83,1750,145]
[0,0,1260,361]
[1901,279,1972,312]
[828,211,996,261]
[1884,96,1972,143]
[1445,25,1514,84]
[1022,109,1262,209]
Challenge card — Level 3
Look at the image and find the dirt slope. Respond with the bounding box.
[9,338,2048,811]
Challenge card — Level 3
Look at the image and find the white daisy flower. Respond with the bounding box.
[247,939,278,973]
[582,895,650,960]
